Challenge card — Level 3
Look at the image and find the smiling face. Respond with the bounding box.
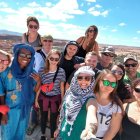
[99,73,117,95]
[28,21,39,34]
[77,73,92,89]
[66,45,78,58]
[48,53,60,66]
[0,53,10,72]
[18,48,31,69]
[111,65,124,81]
[133,83,140,102]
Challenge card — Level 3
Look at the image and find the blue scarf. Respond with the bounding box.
[11,43,35,106]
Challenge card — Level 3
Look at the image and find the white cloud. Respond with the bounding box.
[27,2,40,7]
[111,29,117,32]
[86,0,96,2]
[101,10,109,17]
[137,30,140,34]
[46,2,52,7]
[0,2,8,7]
[119,22,126,26]
[95,4,102,8]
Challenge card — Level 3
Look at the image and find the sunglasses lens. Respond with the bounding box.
[125,63,137,67]
[29,25,38,29]
[77,76,92,81]
[43,40,52,43]
[134,88,140,93]
[49,57,59,61]
[103,80,110,86]
[111,82,117,88]
[112,70,123,75]
[19,53,31,59]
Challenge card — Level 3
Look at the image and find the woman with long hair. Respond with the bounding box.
[35,49,66,140]
[76,25,99,58]
[93,69,123,139]
[22,16,42,50]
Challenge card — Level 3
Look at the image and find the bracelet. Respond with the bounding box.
[88,123,97,134]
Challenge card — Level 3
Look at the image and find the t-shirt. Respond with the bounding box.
[39,67,66,96]
[96,102,122,138]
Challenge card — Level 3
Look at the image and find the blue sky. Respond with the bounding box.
[0,0,140,47]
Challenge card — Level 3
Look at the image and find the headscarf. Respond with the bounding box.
[11,43,35,106]
[60,66,95,136]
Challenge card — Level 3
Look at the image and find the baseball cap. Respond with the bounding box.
[124,54,138,63]
[101,46,117,57]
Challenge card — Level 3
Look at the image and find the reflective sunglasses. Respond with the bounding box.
[0,59,9,65]
[49,57,59,62]
[102,80,117,88]
[88,29,96,33]
[29,24,38,29]
[124,63,137,67]
[111,70,124,76]
[43,40,52,43]
[19,53,32,59]
[134,87,140,93]
[77,76,92,81]
[103,53,114,57]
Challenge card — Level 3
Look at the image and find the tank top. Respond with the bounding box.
[121,103,140,140]
[23,33,42,48]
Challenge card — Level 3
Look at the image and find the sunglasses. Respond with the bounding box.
[124,63,137,67]
[77,76,92,82]
[111,70,124,76]
[102,80,117,88]
[43,40,52,43]
[19,53,32,59]
[0,59,9,65]
[134,87,140,93]
[49,57,59,62]
[29,24,38,29]
[103,53,114,57]
[88,29,96,33]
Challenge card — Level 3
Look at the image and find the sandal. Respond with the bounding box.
[26,125,36,135]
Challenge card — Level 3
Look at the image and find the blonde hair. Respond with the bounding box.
[44,49,61,73]
[0,49,11,64]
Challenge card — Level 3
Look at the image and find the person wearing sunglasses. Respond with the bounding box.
[114,78,140,140]
[59,41,84,82]
[0,44,40,140]
[34,34,53,72]
[35,49,66,140]
[76,25,99,58]
[97,46,117,70]
[123,54,140,86]
[54,66,97,140]
[93,69,123,140]
[111,63,132,103]
[22,16,42,50]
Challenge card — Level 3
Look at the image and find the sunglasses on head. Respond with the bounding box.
[43,40,52,43]
[49,57,59,62]
[134,87,140,93]
[102,80,117,88]
[103,53,114,57]
[111,70,124,76]
[124,63,137,67]
[0,59,9,65]
[29,24,38,29]
[19,53,32,59]
[77,76,92,82]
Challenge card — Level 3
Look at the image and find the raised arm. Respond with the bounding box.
[103,112,122,140]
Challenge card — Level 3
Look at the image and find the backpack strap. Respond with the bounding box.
[36,49,46,61]
[53,67,59,82]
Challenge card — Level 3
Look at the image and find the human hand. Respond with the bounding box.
[35,100,40,109]
[81,129,96,140]
[54,128,59,138]
[30,73,41,83]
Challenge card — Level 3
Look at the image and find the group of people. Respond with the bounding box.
[0,16,140,140]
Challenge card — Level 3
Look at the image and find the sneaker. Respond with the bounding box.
[40,136,47,140]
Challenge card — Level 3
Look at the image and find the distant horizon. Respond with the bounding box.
[0,0,140,47]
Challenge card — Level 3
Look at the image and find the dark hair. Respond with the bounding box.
[93,69,123,112]
[85,25,98,37]
[44,49,61,73]
[27,16,39,26]
[132,78,140,89]
[64,41,80,56]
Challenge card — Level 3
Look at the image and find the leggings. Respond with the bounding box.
[39,99,59,138]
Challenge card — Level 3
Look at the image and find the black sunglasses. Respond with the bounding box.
[77,76,92,82]
[134,87,140,93]
[43,40,52,43]
[49,57,59,62]
[29,24,38,29]
[0,59,9,65]
[19,53,32,59]
[111,70,124,76]
[125,63,137,67]
[103,53,114,57]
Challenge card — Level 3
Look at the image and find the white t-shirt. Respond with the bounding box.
[96,102,122,138]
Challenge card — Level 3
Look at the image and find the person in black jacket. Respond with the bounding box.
[59,41,84,82]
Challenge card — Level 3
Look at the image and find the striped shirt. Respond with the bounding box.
[39,67,66,96]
